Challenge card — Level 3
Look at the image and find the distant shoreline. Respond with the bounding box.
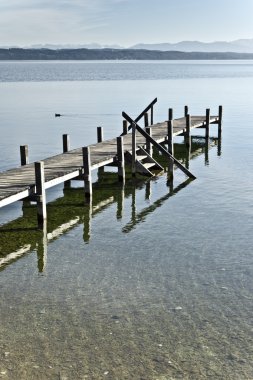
[1,48,253,60]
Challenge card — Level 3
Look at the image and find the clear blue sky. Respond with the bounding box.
[1,0,253,46]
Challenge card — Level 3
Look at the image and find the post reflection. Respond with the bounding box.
[145,181,151,200]
[185,140,191,170]
[122,177,192,234]
[83,196,92,243]
[117,185,125,219]
[37,221,47,273]
[205,138,210,165]
[218,133,222,156]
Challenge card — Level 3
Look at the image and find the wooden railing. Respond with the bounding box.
[122,112,196,179]
[121,97,157,135]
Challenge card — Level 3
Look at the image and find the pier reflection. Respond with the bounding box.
[0,137,221,273]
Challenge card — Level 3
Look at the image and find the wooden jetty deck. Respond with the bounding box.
[0,137,220,271]
[0,99,222,225]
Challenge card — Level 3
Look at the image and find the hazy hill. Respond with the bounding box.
[130,39,253,53]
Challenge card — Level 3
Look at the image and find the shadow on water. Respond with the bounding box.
[0,137,220,273]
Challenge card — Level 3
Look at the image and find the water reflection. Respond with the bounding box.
[122,178,192,233]
[0,137,221,273]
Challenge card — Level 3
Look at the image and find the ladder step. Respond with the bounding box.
[125,149,164,177]
[143,163,155,169]
[136,155,147,161]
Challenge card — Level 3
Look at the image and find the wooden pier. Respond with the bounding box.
[0,99,222,225]
[0,137,221,271]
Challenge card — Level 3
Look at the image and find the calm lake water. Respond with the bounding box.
[0,61,252,379]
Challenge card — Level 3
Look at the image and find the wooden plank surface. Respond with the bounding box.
[0,115,218,207]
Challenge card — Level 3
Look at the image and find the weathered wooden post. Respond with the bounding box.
[20,145,31,207]
[144,112,149,128]
[167,119,174,176]
[218,105,223,135]
[167,119,174,155]
[82,146,92,198]
[35,161,47,225]
[185,114,191,148]
[97,126,103,143]
[96,127,104,174]
[184,105,189,117]
[62,134,71,188]
[150,105,154,125]
[132,123,136,176]
[117,136,125,183]
[169,108,173,121]
[205,108,210,139]
[62,134,70,153]
[20,145,29,166]
[123,120,128,135]
[146,126,153,157]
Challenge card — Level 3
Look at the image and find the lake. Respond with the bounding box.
[0,61,252,379]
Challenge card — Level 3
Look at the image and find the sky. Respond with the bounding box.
[1,0,253,47]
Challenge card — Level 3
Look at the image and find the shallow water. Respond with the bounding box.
[0,62,252,379]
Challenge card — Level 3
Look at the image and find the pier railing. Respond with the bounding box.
[122,112,196,179]
[121,97,157,135]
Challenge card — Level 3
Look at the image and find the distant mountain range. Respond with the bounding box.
[130,39,253,53]
[2,39,253,53]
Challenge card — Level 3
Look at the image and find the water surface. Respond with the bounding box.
[0,61,252,379]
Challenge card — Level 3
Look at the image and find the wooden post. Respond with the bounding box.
[62,134,71,187]
[218,105,223,134]
[132,123,136,176]
[144,112,149,128]
[167,119,174,155]
[35,161,47,225]
[185,114,191,148]
[169,108,173,121]
[167,119,174,176]
[117,136,125,183]
[205,108,210,139]
[97,126,103,143]
[62,134,69,153]
[184,105,189,117]
[82,146,92,198]
[123,120,128,135]
[20,145,29,166]
[97,127,104,174]
[146,126,153,157]
[150,105,154,125]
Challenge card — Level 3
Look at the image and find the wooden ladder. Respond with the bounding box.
[125,146,163,177]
